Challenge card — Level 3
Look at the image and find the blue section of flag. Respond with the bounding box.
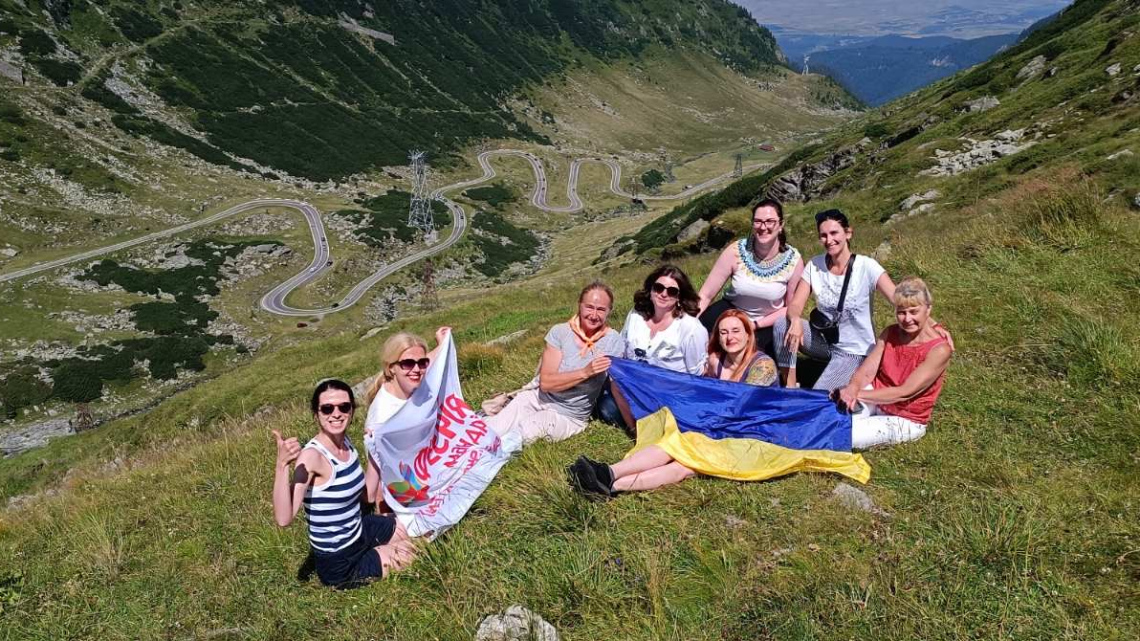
[609,358,853,452]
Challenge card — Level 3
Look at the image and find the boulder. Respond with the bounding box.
[1107,149,1134,161]
[1016,55,1047,80]
[965,96,1000,112]
[677,219,709,244]
[1106,63,1122,77]
[831,483,890,517]
[899,190,940,211]
[872,241,892,262]
[0,246,18,258]
[476,606,558,641]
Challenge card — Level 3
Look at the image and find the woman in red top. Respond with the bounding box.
[836,277,952,449]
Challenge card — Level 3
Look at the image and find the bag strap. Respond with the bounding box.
[834,254,857,317]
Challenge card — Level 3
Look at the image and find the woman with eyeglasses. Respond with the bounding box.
[697,198,804,362]
[362,327,451,438]
[272,379,417,588]
[486,281,626,446]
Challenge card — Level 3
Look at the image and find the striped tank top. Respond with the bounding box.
[302,437,365,554]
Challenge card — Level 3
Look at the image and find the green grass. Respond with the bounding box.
[1,171,1138,637]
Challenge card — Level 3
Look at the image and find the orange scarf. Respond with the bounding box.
[568,314,612,357]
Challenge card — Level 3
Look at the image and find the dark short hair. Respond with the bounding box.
[814,208,850,230]
[310,379,356,414]
[633,264,700,319]
[578,280,615,308]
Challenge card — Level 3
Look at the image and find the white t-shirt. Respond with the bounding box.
[364,386,407,433]
[620,311,708,375]
[802,254,886,357]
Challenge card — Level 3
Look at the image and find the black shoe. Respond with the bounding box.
[567,457,612,500]
[582,456,615,491]
[568,456,615,500]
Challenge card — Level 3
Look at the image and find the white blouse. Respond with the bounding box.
[620,311,708,375]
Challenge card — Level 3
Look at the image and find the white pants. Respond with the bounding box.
[484,389,586,447]
[851,400,926,450]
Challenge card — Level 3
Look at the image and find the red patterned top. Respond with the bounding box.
[872,326,949,424]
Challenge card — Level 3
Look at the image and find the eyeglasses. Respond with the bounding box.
[651,282,680,298]
[397,357,431,372]
[318,402,354,415]
[753,219,780,229]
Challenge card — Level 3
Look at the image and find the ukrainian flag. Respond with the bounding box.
[609,359,871,483]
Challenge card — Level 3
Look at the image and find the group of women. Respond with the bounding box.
[272,200,953,588]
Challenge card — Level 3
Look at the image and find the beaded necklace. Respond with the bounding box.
[737,238,797,280]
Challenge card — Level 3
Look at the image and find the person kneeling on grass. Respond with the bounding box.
[834,277,952,449]
[272,379,416,589]
[567,308,781,497]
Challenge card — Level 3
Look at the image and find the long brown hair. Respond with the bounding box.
[707,309,758,382]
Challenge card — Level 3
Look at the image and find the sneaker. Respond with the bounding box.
[568,457,614,500]
[582,456,615,492]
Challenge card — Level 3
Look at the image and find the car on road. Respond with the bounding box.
[309,266,318,273]
[326,260,333,266]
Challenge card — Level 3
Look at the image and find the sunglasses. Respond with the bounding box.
[651,282,680,298]
[396,357,431,372]
[318,402,354,415]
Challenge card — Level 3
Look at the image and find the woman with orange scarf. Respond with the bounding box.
[486,281,626,447]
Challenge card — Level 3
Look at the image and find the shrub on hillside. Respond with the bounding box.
[463,184,515,208]
[641,169,666,190]
[0,368,52,419]
[112,8,163,43]
[31,59,83,87]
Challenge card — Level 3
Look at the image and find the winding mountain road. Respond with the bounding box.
[0,151,767,316]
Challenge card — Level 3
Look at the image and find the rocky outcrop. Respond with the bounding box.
[476,606,558,641]
[1106,63,1122,77]
[766,140,870,203]
[919,130,1036,177]
[964,96,1000,112]
[1016,55,1047,81]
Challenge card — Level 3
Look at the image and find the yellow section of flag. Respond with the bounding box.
[627,407,871,484]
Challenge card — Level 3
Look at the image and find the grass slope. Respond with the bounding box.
[4,1,1138,638]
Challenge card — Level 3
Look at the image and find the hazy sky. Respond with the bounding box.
[732,1,1072,37]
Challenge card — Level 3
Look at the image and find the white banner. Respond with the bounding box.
[365,334,519,539]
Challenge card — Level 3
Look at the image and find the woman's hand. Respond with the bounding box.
[838,385,861,412]
[583,356,612,377]
[435,326,451,346]
[932,322,955,351]
[784,317,804,354]
[272,430,301,469]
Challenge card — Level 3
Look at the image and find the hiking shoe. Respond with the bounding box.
[582,456,615,491]
[568,457,614,500]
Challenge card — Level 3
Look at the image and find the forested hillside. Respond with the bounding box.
[0,0,784,180]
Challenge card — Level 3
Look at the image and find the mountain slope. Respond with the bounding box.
[0,2,1138,638]
[0,0,785,180]
[806,33,1020,106]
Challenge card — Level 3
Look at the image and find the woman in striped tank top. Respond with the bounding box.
[272,379,417,588]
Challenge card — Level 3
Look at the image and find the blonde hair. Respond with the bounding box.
[893,277,932,309]
[365,332,428,406]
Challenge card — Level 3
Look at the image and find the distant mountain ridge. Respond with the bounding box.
[807,33,1021,106]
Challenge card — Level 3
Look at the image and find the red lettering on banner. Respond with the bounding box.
[444,394,471,419]
[414,446,442,480]
[436,411,457,439]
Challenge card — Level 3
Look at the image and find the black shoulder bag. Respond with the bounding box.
[808,254,856,345]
